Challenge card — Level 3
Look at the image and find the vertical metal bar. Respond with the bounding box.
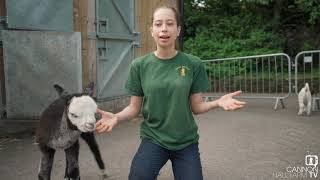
[295,53,298,94]
[239,59,241,91]
[275,56,278,93]
[287,54,291,95]
[212,63,215,93]
[245,59,247,93]
[208,63,211,93]
[210,63,212,93]
[234,60,236,91]
[303,54,306,84]
[256,58,258,93]
[262,57,264,93]
[281,56,284,93]
[251,59,253,93]
[319,52,320,95]
[224,62,226,92]
[208,63,210,92]
[268,56,271,93]
[212,63,214,92]
[218,61,221,92]
[311,53,313,89]
[229,62,231,92]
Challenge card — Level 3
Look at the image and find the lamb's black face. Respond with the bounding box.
[67,95,98,132]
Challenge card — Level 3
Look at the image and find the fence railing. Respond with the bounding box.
[203,53,291,110]
[294,50,320,111]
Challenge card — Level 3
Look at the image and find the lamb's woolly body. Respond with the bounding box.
[47,111,81,149]
[37,85,107,180]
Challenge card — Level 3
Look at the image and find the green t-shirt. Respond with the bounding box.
[125,51,209,150]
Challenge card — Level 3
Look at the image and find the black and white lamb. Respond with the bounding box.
[36,84,108,180]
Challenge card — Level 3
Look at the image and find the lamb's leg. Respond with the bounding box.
[38,145,55,180]
[298,101,304,115]
[81,132,108,179]
[64,141,80,180]
[307,101,312,116]
[64,154,68,179]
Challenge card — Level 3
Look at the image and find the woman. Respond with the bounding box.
[96,6,246,180]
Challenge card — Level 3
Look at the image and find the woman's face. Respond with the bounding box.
[151,8,181,49]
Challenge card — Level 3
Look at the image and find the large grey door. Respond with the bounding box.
[2,31,82,119]
[95,0,140,100]
[5,0,73,31]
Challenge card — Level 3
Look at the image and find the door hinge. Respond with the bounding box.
[0,16,8,23]
[133,32,141,48]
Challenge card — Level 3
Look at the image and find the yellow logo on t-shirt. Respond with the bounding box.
[176,66,190,77]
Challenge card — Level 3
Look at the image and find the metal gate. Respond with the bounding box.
[203,53,292,110]
[94,0,140,100]
[294,50,320,111]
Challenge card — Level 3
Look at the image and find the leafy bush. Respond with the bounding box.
[184,14,283,60]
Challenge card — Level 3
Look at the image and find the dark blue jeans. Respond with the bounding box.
[128,139,203,180]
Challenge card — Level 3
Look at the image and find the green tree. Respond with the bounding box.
[183,0,320,58]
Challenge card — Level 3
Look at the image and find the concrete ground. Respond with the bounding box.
[0,95,320,180]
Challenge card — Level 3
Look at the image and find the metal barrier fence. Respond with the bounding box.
[203,53,291,110]
[294,50,320,111]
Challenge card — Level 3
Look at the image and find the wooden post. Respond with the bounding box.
[86,0,97,96]
[73,0,96,94]
[74,0,89,89]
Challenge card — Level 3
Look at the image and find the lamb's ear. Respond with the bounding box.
[53,84,64,96]
[54,84,69,97]
[83,82,94,97]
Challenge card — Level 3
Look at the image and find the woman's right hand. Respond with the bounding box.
[95,108,119,133]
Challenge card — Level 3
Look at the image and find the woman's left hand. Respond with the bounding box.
[217,91,246,111]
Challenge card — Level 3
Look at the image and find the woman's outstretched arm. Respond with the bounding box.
[190,91,246,115]
[95,96,143,133]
